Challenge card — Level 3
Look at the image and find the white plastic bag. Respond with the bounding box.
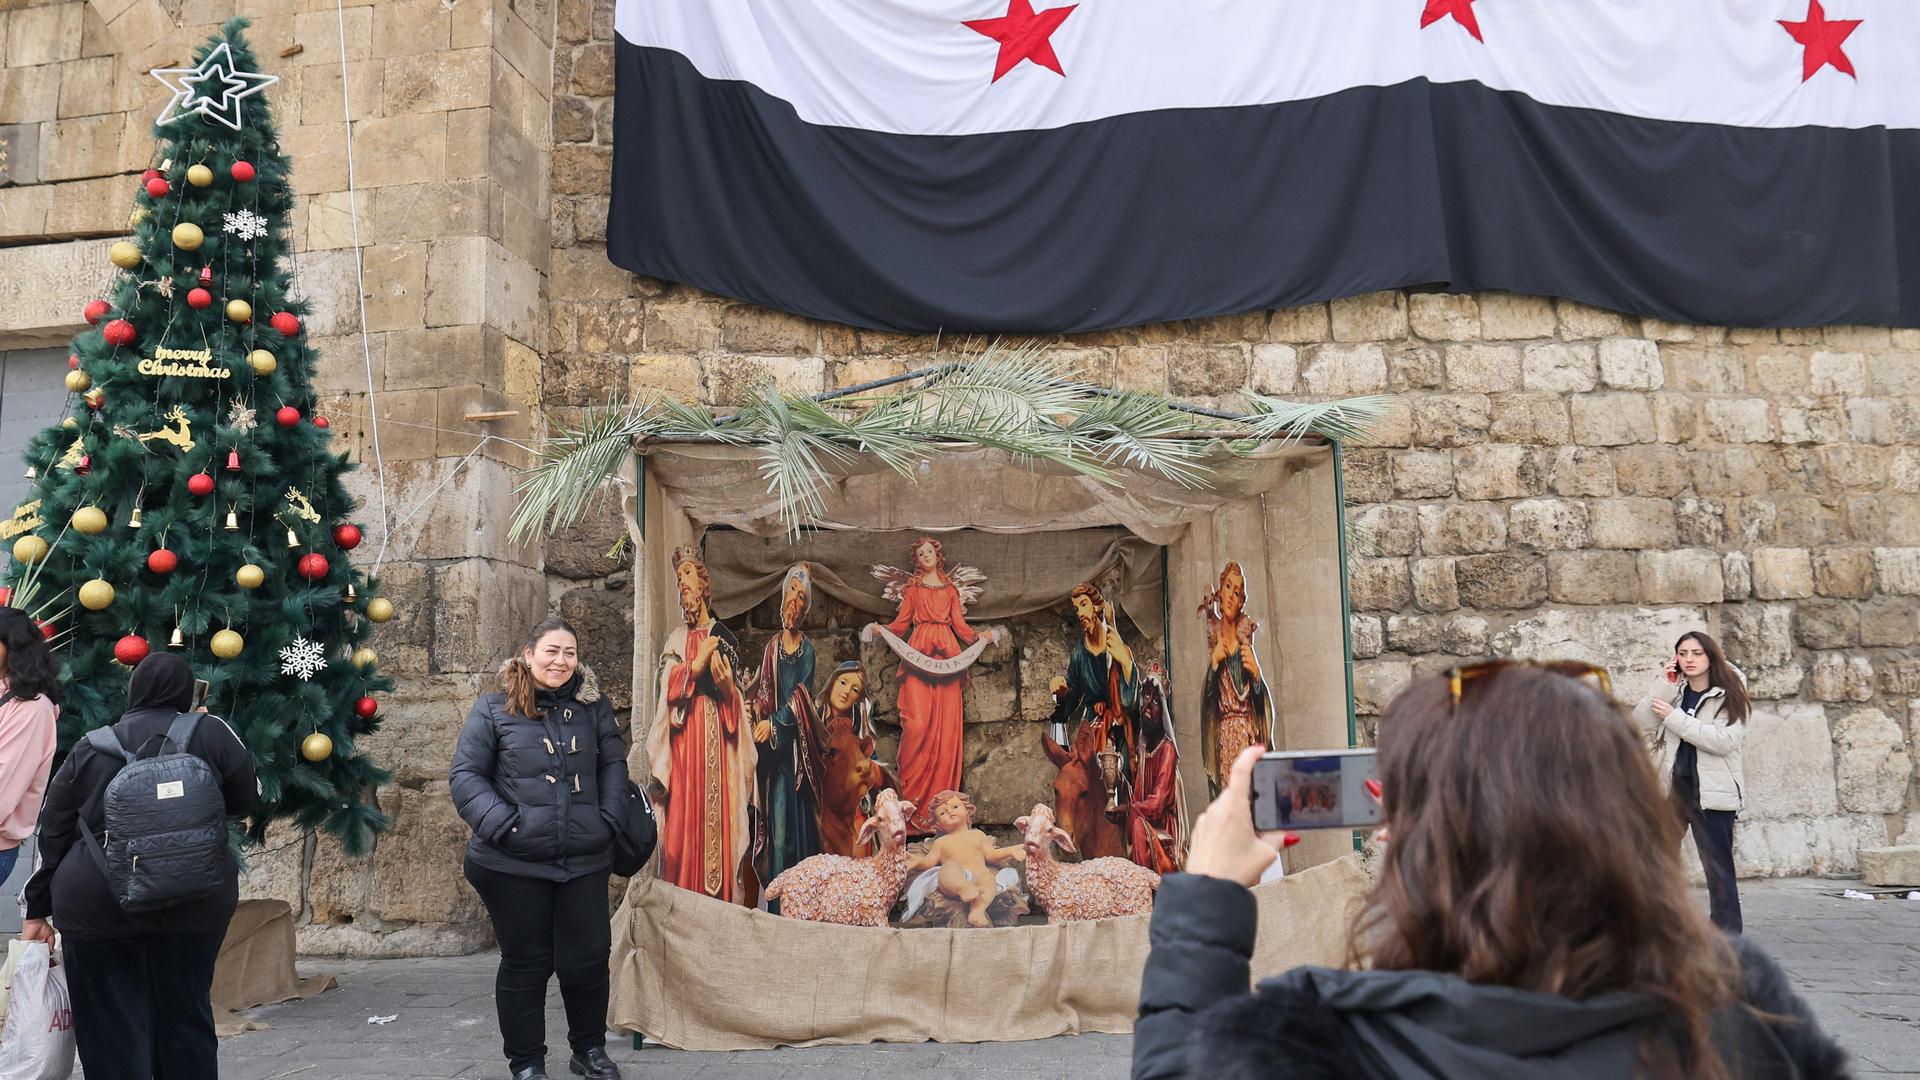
[0,942,74,1080]
[0,939,27,1024]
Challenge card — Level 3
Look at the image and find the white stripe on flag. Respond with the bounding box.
[615,0,1920,136]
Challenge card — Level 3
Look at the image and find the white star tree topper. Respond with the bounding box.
[151,42,279,132]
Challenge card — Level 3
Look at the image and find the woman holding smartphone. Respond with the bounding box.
[1634,631,1749,933]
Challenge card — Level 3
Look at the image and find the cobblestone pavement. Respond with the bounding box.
[211,878,1917,1079]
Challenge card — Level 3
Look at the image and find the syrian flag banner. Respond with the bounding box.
[607,1,1920,335]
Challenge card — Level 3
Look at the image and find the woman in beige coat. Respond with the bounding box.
[1634,630,1749,932]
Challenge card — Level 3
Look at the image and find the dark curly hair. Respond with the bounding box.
[0,608,61,707]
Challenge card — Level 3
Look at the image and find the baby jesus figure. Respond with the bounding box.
[901,790,1026,928]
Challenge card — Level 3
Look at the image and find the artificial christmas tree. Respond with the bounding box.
[2,21,393,852]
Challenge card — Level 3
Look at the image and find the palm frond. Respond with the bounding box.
[508,340,1389,542]
[1234,394,1392,449]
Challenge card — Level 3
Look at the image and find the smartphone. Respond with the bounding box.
[192,679,210,711]
[1250,748,1382,832]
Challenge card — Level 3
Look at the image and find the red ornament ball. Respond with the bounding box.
[36,621,55,642]
[0,586,10,606]
[354,696,378,719]
[147,548,178,575]
[83,300,109,325]
[186,288,213,309]
[66,354,79,370]
[102,319,136,347]
[333,523,362,550]
[312,416,330,430]
[270,312,300,337]
[114,635,150,667]
[297,553,330,581]
[140,169,160,183]
[230,161,255,182]
[276,406,301,427]
[188,473,215,497]
[144,177,170,198]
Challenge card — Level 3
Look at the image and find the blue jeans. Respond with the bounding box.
[0,845,20,884]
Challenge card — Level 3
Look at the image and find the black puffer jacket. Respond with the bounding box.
[1135,874,1851,1080]
[450,663,627,882]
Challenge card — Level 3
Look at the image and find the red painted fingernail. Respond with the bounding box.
[1365,779,1383,799]
[1282,833,1301,848]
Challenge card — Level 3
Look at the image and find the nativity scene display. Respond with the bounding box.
[643,538,1245,929]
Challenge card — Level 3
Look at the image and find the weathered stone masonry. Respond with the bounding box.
[1,0,1915,953]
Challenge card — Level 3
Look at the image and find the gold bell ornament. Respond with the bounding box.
[224,508,239,532]
[286,526,302,548]
[300,732,333,762]
[168,624,185,649]
[342,581,357,603]
[22,465,35,480]
[127,506,143,530]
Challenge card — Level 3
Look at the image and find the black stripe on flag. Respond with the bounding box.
[608,39,1920,334]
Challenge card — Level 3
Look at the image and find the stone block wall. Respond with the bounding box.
[549,2,1920,882]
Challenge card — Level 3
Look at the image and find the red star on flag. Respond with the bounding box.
[965,0,1079,83]
[1779,0,1862,81]
[1420,0,1483,42]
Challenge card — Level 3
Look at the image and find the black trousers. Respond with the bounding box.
[1677,787,1743,934]
[465,858,613,1071]
[64,932,224,1079]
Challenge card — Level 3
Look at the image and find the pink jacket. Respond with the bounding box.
[0,680,57,849]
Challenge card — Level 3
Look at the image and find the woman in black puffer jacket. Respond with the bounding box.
[451,617,628,1080]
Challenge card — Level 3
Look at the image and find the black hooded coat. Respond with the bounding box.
[23,655,258,941]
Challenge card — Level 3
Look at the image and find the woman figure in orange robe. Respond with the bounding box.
[869,537,989,832]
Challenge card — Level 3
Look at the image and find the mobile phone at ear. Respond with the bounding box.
[1250,749,1382,832]
[192,679,210,711]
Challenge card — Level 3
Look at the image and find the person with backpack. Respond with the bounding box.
[451,618,630,1080]
[0,608,61,886]
[21,652,257,1079]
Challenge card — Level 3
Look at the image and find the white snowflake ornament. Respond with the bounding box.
[222,209,268,241]
[279,635,327,681]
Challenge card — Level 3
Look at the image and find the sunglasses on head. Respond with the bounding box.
[1445,659,1613,710]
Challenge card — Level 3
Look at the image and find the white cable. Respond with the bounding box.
[334,0,392,574]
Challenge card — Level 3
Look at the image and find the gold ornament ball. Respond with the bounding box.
[172,222,204,251]
[210,629,245,659]
[247,349,277,376]
[235,564,265,589]
[127,209,148,229]
[61,417,76,429]
[71,506,108,534]
[64,370,91,393]
[186,164,214,188]
[300,732,333,762]
[109,242,142,270]
[77,579,115,611]
[225,299,252,324]
[10,536,48,564]
[365,597,394,623]
[351,647,378,670]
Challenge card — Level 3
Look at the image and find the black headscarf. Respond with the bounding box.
[125,653,194,715]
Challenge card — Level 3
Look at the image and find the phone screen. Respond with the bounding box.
[1250,749,1382,832]
[192,679,210,710]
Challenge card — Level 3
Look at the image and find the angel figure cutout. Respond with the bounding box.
[899,790,1028,928]
[1199,561,1274,796]
[864,537,1002,831]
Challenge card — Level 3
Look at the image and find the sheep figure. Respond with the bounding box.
[1018,802,1161,922]
[764,789,915,927]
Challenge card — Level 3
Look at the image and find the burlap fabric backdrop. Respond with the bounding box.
[609,855,1368,1050]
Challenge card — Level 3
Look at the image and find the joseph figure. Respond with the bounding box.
[647,546,758,905]
[751,564,821,889]
[1046,582,1137,773]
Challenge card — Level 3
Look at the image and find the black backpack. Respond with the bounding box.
[609,781,657,877]
[78,713,228,913]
